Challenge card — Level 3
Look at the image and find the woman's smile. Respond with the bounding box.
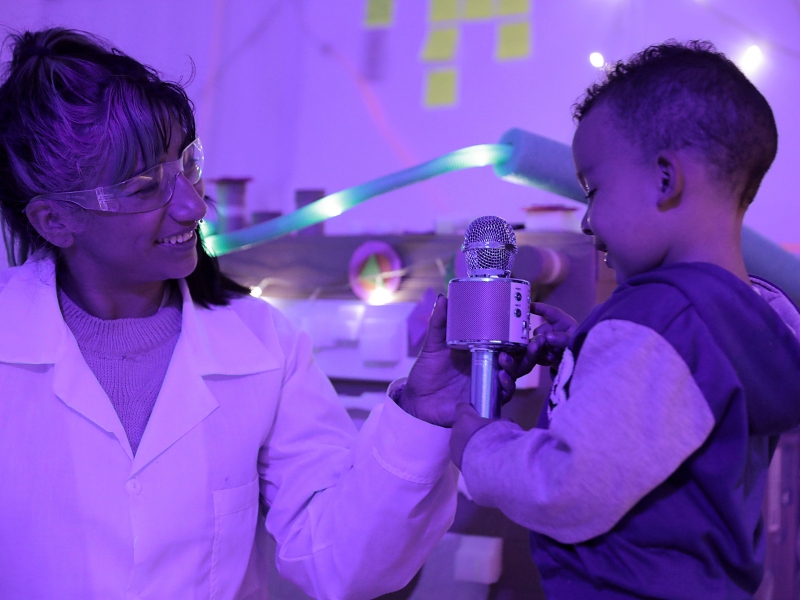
[155,229,196,246]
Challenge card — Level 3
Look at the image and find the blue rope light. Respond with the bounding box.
[204,144,513,256]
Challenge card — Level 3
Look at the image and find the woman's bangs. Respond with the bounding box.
[102,80,193,185]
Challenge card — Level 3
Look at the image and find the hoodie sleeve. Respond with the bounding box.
[460,318,715,544]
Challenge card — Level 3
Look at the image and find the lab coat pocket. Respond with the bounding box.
[211,476,260,600]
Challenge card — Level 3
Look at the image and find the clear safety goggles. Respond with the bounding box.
[30,138,204,213]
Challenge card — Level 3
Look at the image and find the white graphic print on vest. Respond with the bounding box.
[548,348,575,419]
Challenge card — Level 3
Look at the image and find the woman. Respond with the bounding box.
[0,28,512,600]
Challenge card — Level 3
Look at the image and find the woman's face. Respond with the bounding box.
[63,130,207,289]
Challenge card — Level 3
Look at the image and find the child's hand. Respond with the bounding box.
[499,303,578,379]
[529,302,578,365]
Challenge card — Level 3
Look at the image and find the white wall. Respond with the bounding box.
[2,0,799,248]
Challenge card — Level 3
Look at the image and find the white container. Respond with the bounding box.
[453,534,504,585]
[214,177,252,232]
[523,204,582,233]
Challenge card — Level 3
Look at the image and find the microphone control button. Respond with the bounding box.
[514,308,522,318]
[515,291,522,301]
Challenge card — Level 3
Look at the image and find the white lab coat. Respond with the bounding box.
[0,258,456,600]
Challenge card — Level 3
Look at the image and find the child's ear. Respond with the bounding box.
[655,152,684,212]
[25,200,80,249]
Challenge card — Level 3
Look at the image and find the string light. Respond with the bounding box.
[739,44,764,76]
[589,52,605,68]
[367,286,394,305]
[319,197,346,218]
[250,286,263,297]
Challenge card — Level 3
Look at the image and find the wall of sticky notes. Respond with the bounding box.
[425,68,458,107]
[420,0,532,108]
[365,0,394,28]
[496,22,530,60]
[422,28,459,63]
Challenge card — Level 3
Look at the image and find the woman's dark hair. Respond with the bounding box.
[0,27,249,307]
[189,205,251,308]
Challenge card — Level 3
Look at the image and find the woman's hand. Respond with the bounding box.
[397,295,516,427]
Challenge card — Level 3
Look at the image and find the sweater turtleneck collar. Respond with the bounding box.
[57,285,182,357]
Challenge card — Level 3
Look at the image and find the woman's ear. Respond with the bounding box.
[25,200,80,248]
[655,151,685,212]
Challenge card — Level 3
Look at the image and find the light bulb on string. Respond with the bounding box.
[367,279,394,305]
[739,45,764,76]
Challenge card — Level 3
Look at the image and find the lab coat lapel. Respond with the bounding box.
[0,258,135,459]
[0,258,64,365]
[52,340,135,460]
[0,259,281,472]
[130,331,216,474]
[131,280,280,475]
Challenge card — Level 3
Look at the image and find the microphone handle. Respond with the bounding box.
[470,348,501,419]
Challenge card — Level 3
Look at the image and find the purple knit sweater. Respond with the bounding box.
[58,287,182,455]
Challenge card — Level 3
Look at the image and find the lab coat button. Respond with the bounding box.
[126,479,141,495]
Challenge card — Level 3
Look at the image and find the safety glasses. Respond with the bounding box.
[30,138,204,213]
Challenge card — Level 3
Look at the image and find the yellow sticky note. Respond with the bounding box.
[464,0,493,19]
[430,0,458,22]
[498,0,530,15]
[496,21,531,60]
[421,28,459,62]
[365,0,394,28]
[424,69,458,108]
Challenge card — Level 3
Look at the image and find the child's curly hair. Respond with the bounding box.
[573,40,777,208]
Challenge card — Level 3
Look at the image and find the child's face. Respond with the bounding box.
[572,103,667,284]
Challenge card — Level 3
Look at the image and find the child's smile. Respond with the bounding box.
[572,103,668,285]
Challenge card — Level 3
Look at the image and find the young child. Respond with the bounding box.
[450,41,800,598]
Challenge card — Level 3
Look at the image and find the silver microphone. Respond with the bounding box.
[446,216,531,418]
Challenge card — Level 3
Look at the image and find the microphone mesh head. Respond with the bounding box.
[462,216,517,277]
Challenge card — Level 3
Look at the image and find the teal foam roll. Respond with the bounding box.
[493,128,585,201]
[742,228,800,304]
[496,127,800,305]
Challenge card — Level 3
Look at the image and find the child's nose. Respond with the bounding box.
[169,174,207,223]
